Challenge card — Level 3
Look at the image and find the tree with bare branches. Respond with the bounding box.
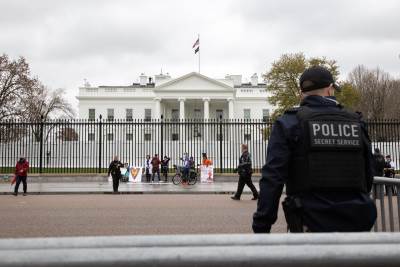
[23,82,75,121]
[349,65,399,120]
[0,54,37,120]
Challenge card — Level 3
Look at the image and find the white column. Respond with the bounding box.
[227,97,234,120]
[203,97,210,121]
[178,97,186,143]
[179,97,185,120]
[154,97,161,119]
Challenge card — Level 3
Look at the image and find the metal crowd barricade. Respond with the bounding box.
[1,233,400,267]
[372,176,400,232]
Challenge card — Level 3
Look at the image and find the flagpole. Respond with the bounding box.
[198,34,200,74]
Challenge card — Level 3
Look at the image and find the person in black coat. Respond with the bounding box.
[253,66,376,233]
[161,156,171,182]
[231,144,259,201]
[373,148,385,176]
[108,155,123,193]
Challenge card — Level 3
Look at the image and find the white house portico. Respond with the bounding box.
[77,72,274,121]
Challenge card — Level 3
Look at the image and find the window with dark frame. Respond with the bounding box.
[172,133,179,141]
[107,133,113,141]
[144,133,151,141]
[144,109,152,121]
[88,133,95,141]
[88,109,95,121]
[126,133,133,141]
[244,133,251,141]
[263,109,270,122]
[244,109,251,120]
[216,109,223,119]
[107,109,114,121]
[171,109,179,121]
[126,109,133,121]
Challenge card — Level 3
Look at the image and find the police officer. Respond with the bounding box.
[231,144,259,201]
[108,155,123,193]
[252,66,377,233]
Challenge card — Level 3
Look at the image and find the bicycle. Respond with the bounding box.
[172,164,198,185]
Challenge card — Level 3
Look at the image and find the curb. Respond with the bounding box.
[0,191,250,195]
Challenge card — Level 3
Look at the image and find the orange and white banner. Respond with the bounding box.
[128,166,143,183]
[200,165,213,183]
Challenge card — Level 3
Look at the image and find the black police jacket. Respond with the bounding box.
[238,151,252,176]
[252,95,377,233]
[108,160,123,176]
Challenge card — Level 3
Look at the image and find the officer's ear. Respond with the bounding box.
[328,84,335,97]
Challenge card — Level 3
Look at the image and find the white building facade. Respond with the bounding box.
[77,72,275,121]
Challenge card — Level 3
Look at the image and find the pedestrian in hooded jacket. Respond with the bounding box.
[13,157,29,196]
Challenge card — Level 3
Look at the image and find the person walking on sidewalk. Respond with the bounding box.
[231,144,259,200]
[13,157,29,196]
[108,156,123,193]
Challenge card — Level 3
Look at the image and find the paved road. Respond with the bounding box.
[0,195,287,238]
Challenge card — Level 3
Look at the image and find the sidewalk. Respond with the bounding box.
[0,181,260,195]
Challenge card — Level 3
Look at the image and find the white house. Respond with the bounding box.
[77,72,275,121]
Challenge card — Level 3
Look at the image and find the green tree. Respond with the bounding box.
[264,53,339,118]
[335,82,360,110]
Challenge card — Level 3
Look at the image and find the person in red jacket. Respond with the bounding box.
[13,157,29,196]
[151,154,161,182]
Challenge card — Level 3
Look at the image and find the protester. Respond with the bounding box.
[161,156,171,182]
[151,154,161,182]
[144,155,152,182]
[384,155,396,178]
[13,157,29,196]
[231,144,259,201]
[107,156,123,193]
[202,153,212,166]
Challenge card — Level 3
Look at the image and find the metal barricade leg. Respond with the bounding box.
[380,184,386,232]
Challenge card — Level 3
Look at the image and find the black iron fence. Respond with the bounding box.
[0,117,399,174]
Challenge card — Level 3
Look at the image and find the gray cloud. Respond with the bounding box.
[1,0,399,111]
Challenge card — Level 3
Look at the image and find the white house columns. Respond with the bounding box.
[203,97,210,121]
[154,97,161,119]
[228,98,234,120]
[178,97,185,120]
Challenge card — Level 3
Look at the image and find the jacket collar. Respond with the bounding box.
[300,95,340,107]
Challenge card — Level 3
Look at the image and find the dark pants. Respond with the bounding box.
[152,169,160,182]
[145,169,151,182]
[14,175,27,195]
[234,174,258,199]
[112,174,120,192]
[161,166,168,182]
[183,167,189,181]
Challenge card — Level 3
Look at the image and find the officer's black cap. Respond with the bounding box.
[299,66,341,92]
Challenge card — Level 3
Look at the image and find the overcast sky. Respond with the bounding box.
[1,0,399,110]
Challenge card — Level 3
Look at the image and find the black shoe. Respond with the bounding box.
[231,196,240,200]
[23,193,27,196]
[251,196,258,200]
[12,193,17,196]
